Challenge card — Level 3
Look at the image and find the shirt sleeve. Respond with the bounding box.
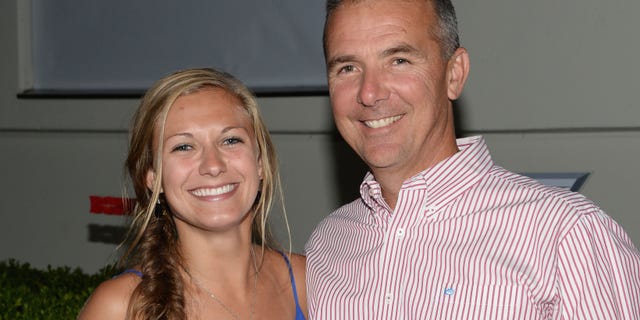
[556,210,640,319]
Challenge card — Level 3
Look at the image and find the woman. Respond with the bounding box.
[79,68,307,319]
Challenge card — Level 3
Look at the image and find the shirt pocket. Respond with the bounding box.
[430,283,540,320]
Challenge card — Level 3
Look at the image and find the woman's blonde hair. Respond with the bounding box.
[121,68,286,318]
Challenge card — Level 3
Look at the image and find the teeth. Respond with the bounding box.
[191,184,235,197]
[364,115,402,129]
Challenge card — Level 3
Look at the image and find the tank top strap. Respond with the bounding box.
[279,251,306,320]
[113,268,143,279]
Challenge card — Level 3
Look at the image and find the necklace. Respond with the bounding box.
[188,247,259,320]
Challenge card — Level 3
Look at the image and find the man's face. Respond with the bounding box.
[325,0,468,181]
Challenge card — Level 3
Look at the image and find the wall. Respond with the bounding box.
[1,0,638,273]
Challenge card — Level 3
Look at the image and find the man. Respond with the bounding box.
[305,0,640,318]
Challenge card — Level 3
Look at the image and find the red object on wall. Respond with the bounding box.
[89,196,135,215]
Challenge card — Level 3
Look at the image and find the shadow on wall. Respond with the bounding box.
[453,96,469,138]
[329,130,369,206]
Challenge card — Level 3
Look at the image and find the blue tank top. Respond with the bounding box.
[119,252,306,319]
[279,251,307,320]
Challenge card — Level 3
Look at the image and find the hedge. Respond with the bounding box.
[0,259,118,320]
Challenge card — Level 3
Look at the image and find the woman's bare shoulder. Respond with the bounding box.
[287,252,306,276]
[77,272,141,320]
[261,249,308,318]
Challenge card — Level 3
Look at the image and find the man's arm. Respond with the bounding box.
[557,211,640,319]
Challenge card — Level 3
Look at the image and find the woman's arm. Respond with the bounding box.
[77,273,140,320]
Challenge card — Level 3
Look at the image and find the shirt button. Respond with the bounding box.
[424,205,436,214]
[385,293,393,304]
[368,189,376,197]
[396,228,405,239]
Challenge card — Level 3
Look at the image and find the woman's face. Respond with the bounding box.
[148,87,262,234]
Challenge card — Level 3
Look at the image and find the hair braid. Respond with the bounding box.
[128,213,186,319]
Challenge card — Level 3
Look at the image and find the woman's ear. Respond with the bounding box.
[146,170,157,190]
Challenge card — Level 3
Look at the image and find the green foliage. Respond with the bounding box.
[0,259,118,320]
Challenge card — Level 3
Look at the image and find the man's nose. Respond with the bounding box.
[357,69,390,107]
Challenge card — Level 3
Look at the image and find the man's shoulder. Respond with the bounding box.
[305,197,369,250]
[485,165,601,216]
[333,196,369,213]
[316,197,369,228]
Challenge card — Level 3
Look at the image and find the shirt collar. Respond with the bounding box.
[359,135,494,212]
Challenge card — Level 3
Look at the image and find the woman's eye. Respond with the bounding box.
[171,144,192,152]
[223,137,243,145]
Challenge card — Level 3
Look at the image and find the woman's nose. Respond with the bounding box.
[199,147,226,176]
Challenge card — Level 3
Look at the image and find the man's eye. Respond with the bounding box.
[338,65,355,74]
[393,58,409,65]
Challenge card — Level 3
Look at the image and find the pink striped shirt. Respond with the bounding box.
[305,136,640,319]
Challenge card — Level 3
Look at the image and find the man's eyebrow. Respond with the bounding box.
[326,44,423,70]
[326,55,357,71]
[381,43,421,58]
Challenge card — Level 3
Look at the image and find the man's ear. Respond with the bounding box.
[446,47,470,101]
